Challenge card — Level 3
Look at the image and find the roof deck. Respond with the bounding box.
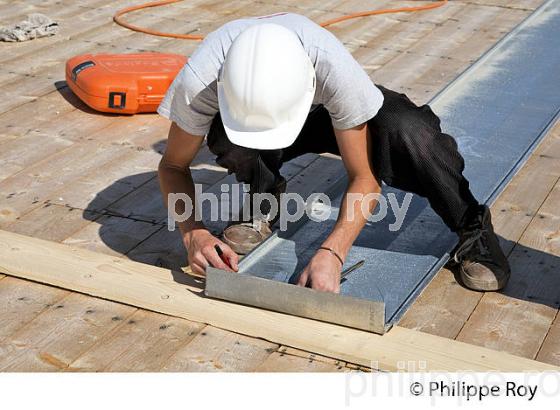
[0,0,558,371]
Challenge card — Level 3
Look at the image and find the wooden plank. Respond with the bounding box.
[101,176,168,224]
[62,143,216,222]
[0,141,130,227]
[370,4,503,99]
[256,351,348,372]
[0,292,136,371]
[0,85,107,146]
[456,180,560,358]
[61,215,162,257]
[447,7,530,63]
[0,1,73,25]
[340,0,465,57]
[160,326,276,371]
[492,126,560,254]
[0,230,555,371]
[276,345,345,363]
[70,310,205,371]
[398,267,481,338]
[0,0,117,33]
[459,0,542,10]
[0,133,73,182]
[125,226,187,269]
[0,114,186,228]
[2,146,162,257]
[0,0,194,70]
[47,149,161,211]
[456,295,555,359]
[400,4,502,59]
[44,139,215,218]
[0,277,68,341]
[537,312,560,365]
[262,346,350,372]
[412,7,533,100]
[3,204,99,242]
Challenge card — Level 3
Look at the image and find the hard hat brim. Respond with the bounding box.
[217,79,315,150]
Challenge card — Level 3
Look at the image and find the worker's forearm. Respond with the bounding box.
[321,177,381,261]
[158,163,206,238]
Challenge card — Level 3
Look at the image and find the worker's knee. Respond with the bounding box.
[398,124,438,161]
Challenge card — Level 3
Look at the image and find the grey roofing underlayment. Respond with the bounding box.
[211,0,560,332]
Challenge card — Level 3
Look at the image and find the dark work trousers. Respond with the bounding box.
[206,84,479,232]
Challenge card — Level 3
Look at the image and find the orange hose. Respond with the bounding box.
[114,0,448,40]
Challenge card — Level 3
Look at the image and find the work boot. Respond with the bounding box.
[222,178,286,255]
[452,205,511,291]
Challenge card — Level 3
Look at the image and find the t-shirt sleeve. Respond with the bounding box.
[157,31,223,136]
[315,37,384,130]
[157,67,218,137]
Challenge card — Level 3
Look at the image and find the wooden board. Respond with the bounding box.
[0,276,68,342]
[258,345,349,372]
[456,180,560,357]
[160,326,277,372]
[537,313,560,365]
[71,310,205,371]
[3,204,99,242]
[0,229,556,371]
[256,351,349,372]
[0,292,136,371]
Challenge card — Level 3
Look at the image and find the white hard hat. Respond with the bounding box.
[217,23,316,150]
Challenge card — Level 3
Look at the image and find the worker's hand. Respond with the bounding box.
[296,251,342,293]
[183,228,239,276]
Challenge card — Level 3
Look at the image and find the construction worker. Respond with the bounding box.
[158,13,510,293]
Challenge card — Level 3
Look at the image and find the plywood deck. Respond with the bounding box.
[0,0,558,371]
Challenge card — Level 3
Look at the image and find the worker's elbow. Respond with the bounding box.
[157,158,168,176]
[158,157,188,175]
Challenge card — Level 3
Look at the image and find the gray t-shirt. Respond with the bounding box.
[158,12,384,137]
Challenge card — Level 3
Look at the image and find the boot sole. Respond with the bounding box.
[222,239,259,255]
[460,267,511,292]
[221,226,271,255]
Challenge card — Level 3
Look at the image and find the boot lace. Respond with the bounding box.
[453,227,491,264]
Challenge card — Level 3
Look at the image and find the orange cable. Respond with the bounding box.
[113,0,448,41]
